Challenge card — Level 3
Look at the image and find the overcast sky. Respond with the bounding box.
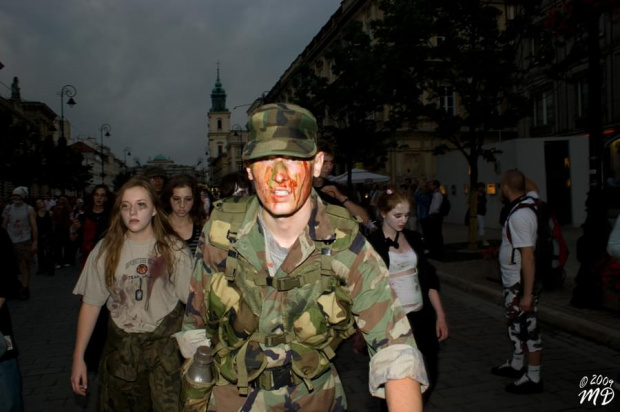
[0,0,339,166]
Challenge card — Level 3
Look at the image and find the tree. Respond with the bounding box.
[289,21,393,187]
[0,111,43,191]
[41,136,93,194]
[375,0,545,248]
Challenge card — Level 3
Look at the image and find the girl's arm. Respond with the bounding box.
[70,302,102,396]
[428,289,449,342]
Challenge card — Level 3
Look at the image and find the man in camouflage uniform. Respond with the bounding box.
[181,103,427,411]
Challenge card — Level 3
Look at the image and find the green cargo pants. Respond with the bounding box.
[98,303,184,412]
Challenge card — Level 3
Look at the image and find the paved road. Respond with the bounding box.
[8,261,620,411]
[337,284,620,412]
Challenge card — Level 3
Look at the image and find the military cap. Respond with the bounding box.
[144,166,167,179]
[242,103,318,161]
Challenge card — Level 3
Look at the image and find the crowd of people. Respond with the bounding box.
[1,101,581,411]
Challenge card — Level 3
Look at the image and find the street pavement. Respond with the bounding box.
[6,223,620,411]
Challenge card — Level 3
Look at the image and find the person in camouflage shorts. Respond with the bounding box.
[180,103,428,411]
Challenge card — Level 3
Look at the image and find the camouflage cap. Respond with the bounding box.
[144,166,167,179]
[242,103,318,161]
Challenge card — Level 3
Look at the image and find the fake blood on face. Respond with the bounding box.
[251,157,312,217]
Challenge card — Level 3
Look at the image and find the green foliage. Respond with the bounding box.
[375,0,543,182]
[0,111,43,188]
[289,21,393,185]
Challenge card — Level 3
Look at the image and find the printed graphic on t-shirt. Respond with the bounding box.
[107,251,171,330]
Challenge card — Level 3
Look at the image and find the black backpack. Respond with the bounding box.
[439,195,451,217]
[505,196,569,290]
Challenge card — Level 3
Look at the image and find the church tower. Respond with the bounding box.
[207,64,231,184]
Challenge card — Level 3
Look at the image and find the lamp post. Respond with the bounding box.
[57,85,77,141]
[100,124,111,184]
[123,147,132,170]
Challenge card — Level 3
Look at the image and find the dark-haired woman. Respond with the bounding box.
[161,174,204,255]
[70,185,113,269]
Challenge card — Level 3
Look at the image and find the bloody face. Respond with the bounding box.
[247,156,317,218]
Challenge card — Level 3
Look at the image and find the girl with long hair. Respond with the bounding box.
[161,174,204,255]
[70,176,193,410]
[367,187,449,404]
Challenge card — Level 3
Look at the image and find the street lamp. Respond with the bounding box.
[57,85,77,141]
[123,147,132,169]
[100,124,111,184]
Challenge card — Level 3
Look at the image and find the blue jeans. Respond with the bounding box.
[0,357,24,412]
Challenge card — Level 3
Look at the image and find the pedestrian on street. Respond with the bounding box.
[312,140,374,233]
[34,197,55,276]
[179,103,427,411]
[219,171,251,199]
[426,179,445,259]
[368,187,449,405]
[492,169,543,394]
[2,187,37,300]
[70,185,113,270]
[162,174,205,255]
[476,182,489,246]
[0,226,24,411]
[52,196,73,269]
[144,165,167,196]
[414,182,431,237]
[70,176,193,410]
[70,185,114,374]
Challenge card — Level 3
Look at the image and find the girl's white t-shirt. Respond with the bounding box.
[73,237,193,333]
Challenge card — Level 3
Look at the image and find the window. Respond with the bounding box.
[217,142,223,156]
[506,5,516,20]
[439,86,456,115]
[533,89,554,127]
[576,78,589,119]
[217,119,222,131]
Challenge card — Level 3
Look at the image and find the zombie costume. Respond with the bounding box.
[500,196,542,355]
[73,238,193,411]
[182,192,428,411]
[368,228,441,392]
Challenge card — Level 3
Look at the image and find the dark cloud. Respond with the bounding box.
[0,0,337,165]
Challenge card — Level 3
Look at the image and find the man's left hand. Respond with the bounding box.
[519,294,533,313]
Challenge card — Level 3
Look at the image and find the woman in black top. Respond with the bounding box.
[162,174,204,255]
[367,188,449,403]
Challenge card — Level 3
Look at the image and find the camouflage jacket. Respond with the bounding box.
[182,192,427,410]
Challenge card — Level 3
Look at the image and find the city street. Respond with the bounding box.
[8,255,620,411]
[338,284,620,412]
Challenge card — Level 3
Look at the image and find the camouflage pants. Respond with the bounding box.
[98,303,184,412]
[503,283,542,354]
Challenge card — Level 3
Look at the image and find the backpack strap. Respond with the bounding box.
[505,197,538,264]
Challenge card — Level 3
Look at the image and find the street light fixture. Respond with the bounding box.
[123,147,132,169]
[100,124,111,184]
[57,85,77,141]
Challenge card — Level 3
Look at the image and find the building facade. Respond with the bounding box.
[206,69,248,187]
[261,0,620,222]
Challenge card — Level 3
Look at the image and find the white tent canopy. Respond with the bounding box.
[329,168,390,184]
